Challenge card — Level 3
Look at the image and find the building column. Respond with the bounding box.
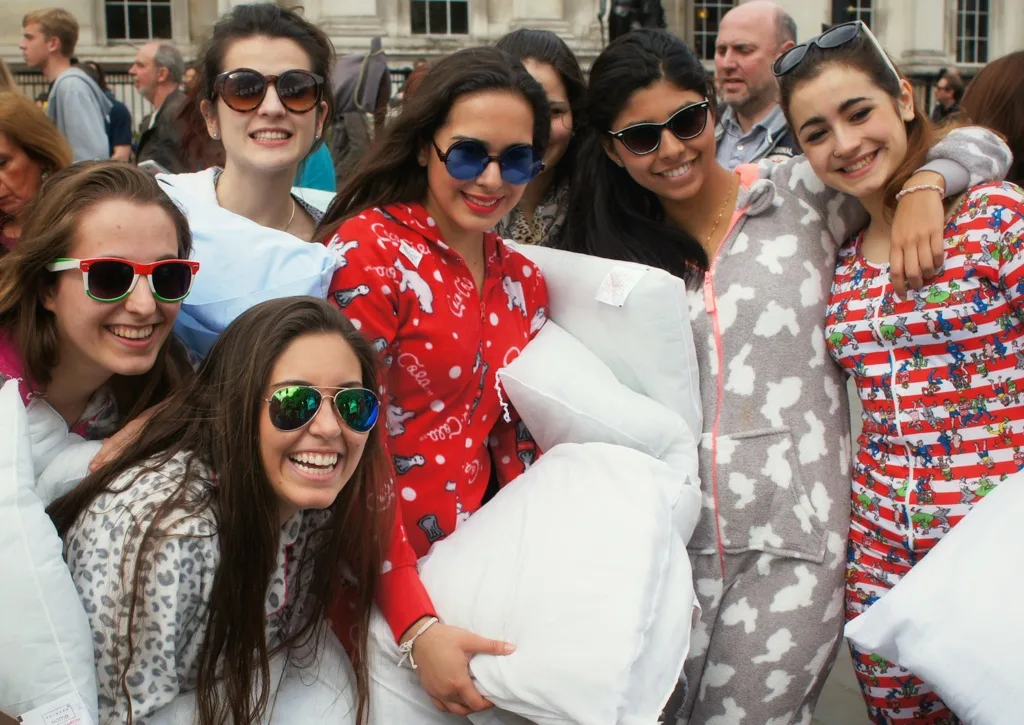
[888,0,953,74]
[315,0,386,36]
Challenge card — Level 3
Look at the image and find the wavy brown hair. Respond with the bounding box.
[960,50,1024,186]
[0,161,192,422]
[314,46,551,240]
[48,297,390,725]
[777,27,947,219]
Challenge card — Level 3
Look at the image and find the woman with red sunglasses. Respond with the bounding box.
[0,161,194,445]
[314,47,551,718]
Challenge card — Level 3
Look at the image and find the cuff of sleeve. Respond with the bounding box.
[378,565,437,642]
[917,159,969,197]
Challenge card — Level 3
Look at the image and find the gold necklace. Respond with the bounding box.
[704,176,738,250]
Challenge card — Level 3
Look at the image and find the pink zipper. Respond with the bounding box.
[706,204,747,582]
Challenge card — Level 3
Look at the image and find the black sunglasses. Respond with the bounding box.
[607,101,710,156]
[432,139,544,184]
[213,68,324,113]
[772,21,899,80]
[266,386,380,433]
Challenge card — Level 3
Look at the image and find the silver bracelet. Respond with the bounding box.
[895,184,945,202]
[397,616,439,670]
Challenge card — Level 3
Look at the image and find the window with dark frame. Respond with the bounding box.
[956,0,989,64]
[105,0,172,41]
[411,0,469,35]
[832,0,873,27]
[694,0,735,62]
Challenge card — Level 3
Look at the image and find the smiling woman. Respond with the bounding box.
[0,161,193,438]
[47,297,391,725]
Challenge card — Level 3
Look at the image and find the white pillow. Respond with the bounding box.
[844,481,1024,724]
[418,443,696,725]
[499,321,685,460]
[26,397,101,505]
[0,379,98,722]
[509,245,702,444]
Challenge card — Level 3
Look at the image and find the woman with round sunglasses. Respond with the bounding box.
[153,4,342,357]
[313,46,550,718]
[0,161,195,446]
[49,297,389,724]
[778,24,1024,725]
[557,29,1012,725]
[494,29,585,247]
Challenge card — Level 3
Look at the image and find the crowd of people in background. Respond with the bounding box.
[0,2,1022,725]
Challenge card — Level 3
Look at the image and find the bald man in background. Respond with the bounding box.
[714,0,799,169]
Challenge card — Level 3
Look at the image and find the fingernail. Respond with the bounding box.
[503,642,516,654]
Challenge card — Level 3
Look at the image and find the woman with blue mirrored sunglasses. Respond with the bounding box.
[312,47,554,718]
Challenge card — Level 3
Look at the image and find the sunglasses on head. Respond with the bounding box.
[45,257,200,303]
[213,68,324,113]
[607,100,711,156]
[267,386,380,433]
[432,139,544,185]
[772,21,900,81]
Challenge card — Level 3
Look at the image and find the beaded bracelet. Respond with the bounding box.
[895,184,945,202]
[397,616,440,670]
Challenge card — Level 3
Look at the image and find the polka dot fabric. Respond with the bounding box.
[323,202,549,639]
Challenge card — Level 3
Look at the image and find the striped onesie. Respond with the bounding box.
[825,181,1024,724]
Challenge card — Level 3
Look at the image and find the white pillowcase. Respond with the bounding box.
[499,321,685,460]
[845,481,1024,725]
[510,244,702,444]
[418,443,695,725]
[0,379,98,722]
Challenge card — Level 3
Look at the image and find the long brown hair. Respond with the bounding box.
[0,161,192,422]
[314,46,551,242]
[0,91,72,243]
[960,50,1024,186]
[48,297,390,725]
[777,28,942,219]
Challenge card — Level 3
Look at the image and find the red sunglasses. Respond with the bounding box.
[45,257,200,303]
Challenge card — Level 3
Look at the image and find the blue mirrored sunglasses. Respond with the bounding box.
[432,139,545,185]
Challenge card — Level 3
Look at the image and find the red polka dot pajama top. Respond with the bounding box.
[322,201,548,640]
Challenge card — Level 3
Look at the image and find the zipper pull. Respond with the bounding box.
[703,275,716,314]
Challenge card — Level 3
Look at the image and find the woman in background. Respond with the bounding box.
[959,50,1023,186]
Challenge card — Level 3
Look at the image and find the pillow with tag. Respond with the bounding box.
[367,443,697,725]
[508,244,702,444]
[0,379,98,722]
[844,481,1024,724]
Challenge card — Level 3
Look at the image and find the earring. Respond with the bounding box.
[212,132,219,140]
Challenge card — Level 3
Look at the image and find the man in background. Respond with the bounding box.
[931,68,963,125]
[20,9,112,162]
[714,0,798,169]
[330,37,391,182]
[132,41,189,173]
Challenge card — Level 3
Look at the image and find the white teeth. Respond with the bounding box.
[465,195,499,207]
[109,325,154,340]
[843,151,877,173]
[659,162,692,178]
[252,131,290,140]
[290,452,339,468]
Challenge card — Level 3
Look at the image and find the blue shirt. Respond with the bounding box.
[294,144,337,192]
[715,104,791,171]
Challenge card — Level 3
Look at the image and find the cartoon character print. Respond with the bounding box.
[387,402,416,437]
[393,453,426,475]
[334,284,371,308]
[446,481,471,529]
[395,258,434,314]
[417,513,446,543]
[467,349,489,421]
[530,306,547,335]
[327,237,359,267]
[502,275,527,316]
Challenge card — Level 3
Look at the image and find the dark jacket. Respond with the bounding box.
[137,89,188,173]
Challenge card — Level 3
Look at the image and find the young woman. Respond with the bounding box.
[959,49,1023,187]
[556,29,1012,725]
[315,46,550,716]
[778,22,1024,724]
[494,29,584,246]
[49,297,389,724]
[159,4,338,356]
[0,161,194,439]
[0,91,72,252]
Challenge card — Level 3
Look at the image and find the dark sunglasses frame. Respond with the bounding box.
[45,257,200,303]
[266,385,380,433]
[431,139,545,184]
[772,21,900,80]
[213,68,324,113]
[607,100,711,156]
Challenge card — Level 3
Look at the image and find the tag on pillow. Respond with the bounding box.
[17,691,95,725]
[595,266,646,307]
